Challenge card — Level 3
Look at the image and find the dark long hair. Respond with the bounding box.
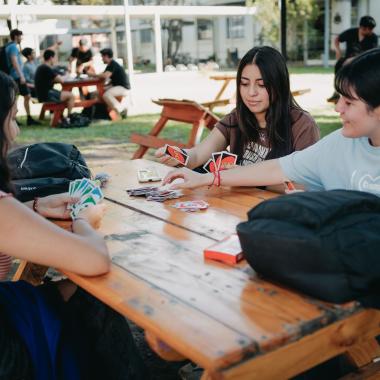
[0,71,17,192]
[335,48,380,110]
[235,46,299,160]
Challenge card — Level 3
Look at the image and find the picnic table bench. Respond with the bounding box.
[130,98,220,159]
[14,160,380,379]
[38,77,122,127]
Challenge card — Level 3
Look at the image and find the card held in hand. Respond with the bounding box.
[68,178,104,219]
[164,145,189,166]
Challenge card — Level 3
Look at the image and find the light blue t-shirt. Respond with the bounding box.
[5,42,23,80]
[279,129,380,197]
[23,59,40,84]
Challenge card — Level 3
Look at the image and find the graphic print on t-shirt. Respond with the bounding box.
[241,142,269,166]
[351,170,380,196]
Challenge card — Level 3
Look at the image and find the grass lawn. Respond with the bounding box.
[16,112,341,150]
[288,66,334,75]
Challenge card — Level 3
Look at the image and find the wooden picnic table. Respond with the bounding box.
[131,99,220,159]
[39,77,105,127]
[57,159,380,379]
[205,74,311,111]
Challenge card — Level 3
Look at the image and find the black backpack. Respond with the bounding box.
[236,190,380,308]
[7,143,91,202]
[0,43,10,74]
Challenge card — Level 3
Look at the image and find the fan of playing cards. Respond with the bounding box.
[203,151,238,173]
[69,178,104,219]
[126,185,183,202]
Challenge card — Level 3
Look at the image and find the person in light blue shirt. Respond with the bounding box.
[5,29,40,125]
[161,48,380,198]
[21,47,39,98]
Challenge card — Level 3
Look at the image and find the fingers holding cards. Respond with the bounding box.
[203,151,238,173]
[163,144,189,166]
[68,178,104,219]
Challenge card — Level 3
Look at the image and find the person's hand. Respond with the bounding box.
[76,204,106,229]
[155,146,183,167]
[36,193,79,219]
[20,76,26,85]
[162,167,213,190]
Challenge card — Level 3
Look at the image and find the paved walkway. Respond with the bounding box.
[23,70,337,118]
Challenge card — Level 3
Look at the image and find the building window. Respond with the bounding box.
[197,19,213,40]
[140,29,152,43]
[226,16,245,39]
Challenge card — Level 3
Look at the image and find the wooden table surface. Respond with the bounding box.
[64,159,380,379]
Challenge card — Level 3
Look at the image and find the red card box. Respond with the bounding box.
[204,234,244,265]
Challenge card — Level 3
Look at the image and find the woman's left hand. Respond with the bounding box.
[35,193,79,219]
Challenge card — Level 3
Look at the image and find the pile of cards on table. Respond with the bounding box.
[164,144,189,166]
[69,178,104,219]
[203,150,238,173]
[126,186,183,202]
[172,200,209,212]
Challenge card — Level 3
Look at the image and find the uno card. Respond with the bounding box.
[212,152,223,171]
[137,168,161,183]
[219,152,237,170]
[173,200,209,210]
[204,234,244,265]
[203,158,217,173]
[164,145,189,166]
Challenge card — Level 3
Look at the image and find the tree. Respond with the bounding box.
[247,0,319,60]
[134,0,194,65]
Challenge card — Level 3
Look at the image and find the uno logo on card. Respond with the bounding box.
[220,157,235,170]
[168,146,185,164]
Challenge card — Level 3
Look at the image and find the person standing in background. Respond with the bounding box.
[327,16,378,103]
[68,38,94,76]
[5,29,40,125]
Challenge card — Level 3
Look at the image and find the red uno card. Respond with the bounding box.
[164,145,189,166]
[204,234,244,265]
[212,152,223,171]
[219,152,237,170]
[203,158,217,173]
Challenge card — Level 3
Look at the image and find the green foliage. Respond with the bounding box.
[253,0,319,52]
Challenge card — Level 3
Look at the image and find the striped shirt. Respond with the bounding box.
[0,191,12,280]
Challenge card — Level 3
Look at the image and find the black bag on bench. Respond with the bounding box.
[7,143,91,202]
[236,190,380,308]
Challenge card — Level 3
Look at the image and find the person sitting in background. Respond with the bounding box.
[21,41,63,98]
[68,38,94,76]
[35,49,75,124]
[89,48,130,120]
[5,29,40,126]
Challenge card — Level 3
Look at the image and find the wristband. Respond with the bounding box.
[33,197,40,214]
[209,171,221,188]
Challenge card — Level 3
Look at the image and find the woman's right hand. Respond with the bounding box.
[76,204,107,229]
[162,168,213,190]
[155,146,183,167]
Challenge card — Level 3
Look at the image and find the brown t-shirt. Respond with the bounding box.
[215,108,320,166]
